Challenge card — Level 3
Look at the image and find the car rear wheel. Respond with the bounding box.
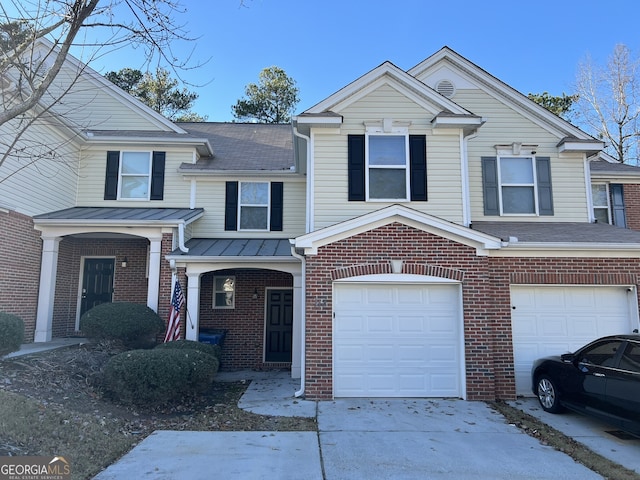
[536,375,563,413]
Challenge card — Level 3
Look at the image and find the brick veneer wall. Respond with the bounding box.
[0,210,42,342]
[302,221,640,401]
[624,184,640,231]
[198,269,293,369]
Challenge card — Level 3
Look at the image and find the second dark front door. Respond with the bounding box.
[80,258,115,317]
[265,289,293,362]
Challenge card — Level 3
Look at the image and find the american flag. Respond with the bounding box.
[164,280,185,342]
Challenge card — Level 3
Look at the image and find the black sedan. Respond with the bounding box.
[531,334,640,437]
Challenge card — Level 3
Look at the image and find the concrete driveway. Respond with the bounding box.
[96,396,602,479]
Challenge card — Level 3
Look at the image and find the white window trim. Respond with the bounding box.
[117,150,152,201]
[592,183,612,224]
[238,181,271,231]
[497,154,538,216]
[365,125,410,202]
[213,275,236,309]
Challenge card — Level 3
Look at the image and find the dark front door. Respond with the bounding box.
[265,289,293,362]
[80,258,115,317]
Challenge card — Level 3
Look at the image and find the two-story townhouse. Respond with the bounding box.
[290,47,640,400]
[5,43,640,403]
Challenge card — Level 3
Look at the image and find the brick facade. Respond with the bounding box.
[624,184,640,231]
[302,222,640,401]
[0,210,42,342]
[198,269,293,369]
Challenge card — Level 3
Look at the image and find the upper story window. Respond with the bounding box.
[481,153,553,217]
[104,150,165,201]
[348,129,427,202]
[498,156,536,214]
[591,183,626,227]
[239,181,270,230]
[367,134,409,200]
[119,151,152,199]
[225,181,283,232]
[592,184,611,224]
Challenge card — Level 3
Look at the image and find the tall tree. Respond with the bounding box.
[0,0,200,180]
[527,91,577,119]
[106,67,207,121]
[232,66,299,123]
[574,44,640,164]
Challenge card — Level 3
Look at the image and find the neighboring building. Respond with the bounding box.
[2,44,640,401]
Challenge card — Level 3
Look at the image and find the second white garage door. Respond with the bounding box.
[333,282,463,398]
[511,285,637,396]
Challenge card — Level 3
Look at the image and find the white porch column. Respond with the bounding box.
[146,236,162,312]
[185,271,201,341]
[291,272,303,379]
[34,236,61,342]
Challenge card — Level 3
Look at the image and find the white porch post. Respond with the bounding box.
[34,235,61,342]
[185,271,201,341]
[146,236,162,312]
[291,272,303,379]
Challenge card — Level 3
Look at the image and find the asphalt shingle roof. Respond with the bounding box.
[472,221,640,244]
[179,123,294,171]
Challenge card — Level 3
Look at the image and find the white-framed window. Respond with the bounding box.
[498,156,537,214]
[592,183,611,224]
[213,275,235,309]
[239,181,270,230]
[366,133,410,201]
[119,151,152,199]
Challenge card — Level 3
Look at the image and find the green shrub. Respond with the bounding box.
[155,339,221,360]
[0,313,24,356]
[103,349,219,405]
[80,302,164,348]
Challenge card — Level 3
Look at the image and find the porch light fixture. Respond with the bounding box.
[121,257,128,268]
[252,288,259,300]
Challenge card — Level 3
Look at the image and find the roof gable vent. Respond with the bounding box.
[436,79,455,98]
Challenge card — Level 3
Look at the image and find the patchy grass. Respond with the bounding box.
[0,389,133,479]
[491,401,640,480]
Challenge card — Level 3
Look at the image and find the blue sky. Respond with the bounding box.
[87,0,640,121]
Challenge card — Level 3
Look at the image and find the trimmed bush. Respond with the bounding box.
[0,313,24,356]
[80,302,164,348]
[155,339,221,360]
[103,348,219,405]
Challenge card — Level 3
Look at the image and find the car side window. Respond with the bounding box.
[618,342,640,373]
[578,340,623,367]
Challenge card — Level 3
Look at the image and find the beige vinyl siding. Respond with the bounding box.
[454,90,590,222]
[190,177,306,238]
[0,120,78,216]
[312,84,464,230]
[46,64,167,131]
[76,147,194,207]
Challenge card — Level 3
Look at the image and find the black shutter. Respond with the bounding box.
[481,157,499,216]
[536,157,554,216]
[104,151,120,200]
[224,181,239,231]
[409,135,427,201]
[610,183,627,227]
[348,135,365,201]
[270,182,284,231]
[150,151,166,200]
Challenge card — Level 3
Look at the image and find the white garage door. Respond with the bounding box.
[511,285,637,395]
[333,282,463,398]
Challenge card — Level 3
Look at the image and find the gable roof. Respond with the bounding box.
[295,204,503,255]
[408,46,601,146]
[178,123,295,172]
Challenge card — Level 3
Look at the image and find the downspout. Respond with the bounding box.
[293,124,313,232]
[178,223,189,253]
[290,242,306,397]
[461,130,478,227]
